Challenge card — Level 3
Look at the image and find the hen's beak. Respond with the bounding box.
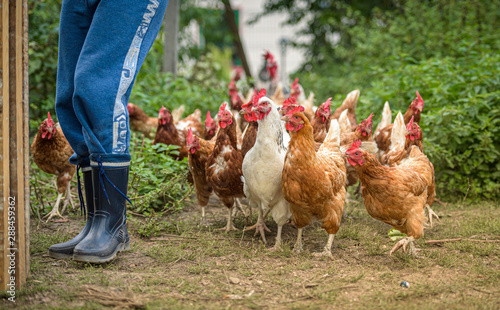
[281,115,289,122]
[239,109,247,115]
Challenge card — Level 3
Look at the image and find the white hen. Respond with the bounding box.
[241,93,291,248]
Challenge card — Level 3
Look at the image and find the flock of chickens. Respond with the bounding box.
[32,51,440,257]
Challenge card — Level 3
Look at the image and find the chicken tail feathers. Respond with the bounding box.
[320,119,341,153]
[340,89,360,113]
[338,110,352,135]
[172,105,185,123]
[389,112,405,152]
[375,101,392,135]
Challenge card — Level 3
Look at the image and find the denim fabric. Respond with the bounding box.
[55,0,168,167]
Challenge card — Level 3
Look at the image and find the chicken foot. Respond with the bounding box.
[200,206,211,226]
[425,204,441,228]
[231,198,251,225]
[60,184,74,215]
[313,234,335,258]
[269,225,284,251]
[244,208,271,244]
[293,228,304,253]
[215,206,239,232]
[390,236,419,257]
[43,192,65,222]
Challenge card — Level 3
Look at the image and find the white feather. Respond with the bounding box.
[375,101,392,136]
[338,110,351,135]
[344,89,360,106]
[389,112,405,153]
[242,96,291,237]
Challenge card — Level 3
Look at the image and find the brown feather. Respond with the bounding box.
[353,147,432,239]
[282,112,346,234]
[206,115,245,208]
[31,124,75,194]
[128,103,157,138]
[188,137,215,207]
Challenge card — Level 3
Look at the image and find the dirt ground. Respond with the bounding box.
[1,197,499,309]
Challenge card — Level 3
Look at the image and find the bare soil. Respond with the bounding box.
[1,197,499,309]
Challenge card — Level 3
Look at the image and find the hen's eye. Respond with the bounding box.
[355,152,359,156]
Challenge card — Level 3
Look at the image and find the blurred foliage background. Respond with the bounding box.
[29,0,499,212]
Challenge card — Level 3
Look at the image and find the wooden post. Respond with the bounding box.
[222,0,252,80]
[162,0,179,75]
[0,0,29,295]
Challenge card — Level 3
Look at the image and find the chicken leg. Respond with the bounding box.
[215,206,238,232]
[313,234,335,258]
[60,183,74,215]
[244,207,271,244]
[390,236,419,257]
[293,227,304,253]
[231,198,251,225]
[426,204,441,228]
[44,192,65,222]
[269,225,284,251]
[201,206,211,226]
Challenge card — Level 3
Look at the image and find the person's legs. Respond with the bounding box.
[55,0,100,167]
[71,0,168,263]
[50,0,98,258]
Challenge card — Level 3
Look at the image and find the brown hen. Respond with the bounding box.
[31,112,76,221]
[206,103,245,232]
[282,107,346,257]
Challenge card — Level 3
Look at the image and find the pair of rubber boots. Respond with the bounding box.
[49,166,130,263]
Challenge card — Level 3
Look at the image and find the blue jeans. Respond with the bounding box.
[55,0,168,168]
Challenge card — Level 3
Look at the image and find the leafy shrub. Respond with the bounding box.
[28,0,62,134]
[290,1,500,201]
[128,133,192,214]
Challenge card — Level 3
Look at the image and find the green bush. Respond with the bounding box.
[293,1,500,200]
[128,133,192,214]
[360,53,500,200]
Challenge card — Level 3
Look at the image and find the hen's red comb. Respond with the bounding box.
[252,88,267,106]
[219,102,228,113]
[406,116,415,130]
[206,111,213,122]
[349,139,362,151]
[283,97,297,108]
[241,100,251,109]
[186,128,194,145]
[366,113,374,126]
[291,78,299,88]
[286,105,305,116]
[323,97,333,108]
[416,91,423,103]
[264,51,274,61]
[159,106,166,114]
[47,112,54,126]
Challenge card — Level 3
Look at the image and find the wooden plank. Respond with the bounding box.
[0,0,28,292]
[0,0,11,291]
[22,0,28,280]
[15,0,26,287]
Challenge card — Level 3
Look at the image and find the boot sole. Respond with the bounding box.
[73,241,131,264]
[49,251,73,259]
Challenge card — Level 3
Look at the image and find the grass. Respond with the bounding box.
[1,197,499,309]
